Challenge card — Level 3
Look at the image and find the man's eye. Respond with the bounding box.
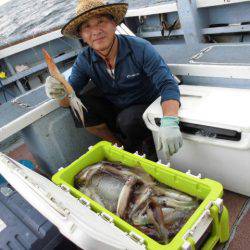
[83,25,89,30]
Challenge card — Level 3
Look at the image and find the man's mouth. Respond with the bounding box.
[93,37,106,42]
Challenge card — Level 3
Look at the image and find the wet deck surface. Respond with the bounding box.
[5,143,250,250]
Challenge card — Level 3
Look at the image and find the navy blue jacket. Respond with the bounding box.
[68,35,180,109]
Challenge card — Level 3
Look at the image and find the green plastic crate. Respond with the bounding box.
[52,141,229,250]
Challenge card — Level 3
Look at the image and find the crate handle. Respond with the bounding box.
[182,198,224,249]
[61,184,70,192]
[128,231,145,246]
[99,212,114,224]
[205,198,224,214]
[182,209,212,249]
[79,197,91,208]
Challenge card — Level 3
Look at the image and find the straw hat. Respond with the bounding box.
[62,0,128,39]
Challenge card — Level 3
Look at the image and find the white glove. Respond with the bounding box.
[45,76,67,100]
[157,116,183,159]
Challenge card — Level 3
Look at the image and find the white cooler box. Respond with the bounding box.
[143,85,250,196]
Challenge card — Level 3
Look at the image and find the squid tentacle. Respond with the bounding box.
[42,48,87,125]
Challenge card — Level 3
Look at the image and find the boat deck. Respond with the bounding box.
[5,143,250,250]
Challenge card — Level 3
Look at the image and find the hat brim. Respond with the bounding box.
[61,3,128,39]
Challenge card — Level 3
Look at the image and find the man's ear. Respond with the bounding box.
[79,32,85,41]
[112,21,117,31]
[78,27,86,42]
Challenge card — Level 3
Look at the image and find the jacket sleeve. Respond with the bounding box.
[142,41,180,104]
[68,53,90,95]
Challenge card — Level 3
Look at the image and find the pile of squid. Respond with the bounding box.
[74,161,199,244]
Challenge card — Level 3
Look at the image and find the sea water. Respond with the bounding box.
[0,0,172,47]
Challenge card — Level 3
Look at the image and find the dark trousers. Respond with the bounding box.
[70,88,152,152]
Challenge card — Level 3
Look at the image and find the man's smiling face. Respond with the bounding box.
[79,14,116,52]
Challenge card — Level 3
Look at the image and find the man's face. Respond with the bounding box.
[79,15,116,52]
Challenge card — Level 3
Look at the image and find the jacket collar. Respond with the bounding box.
[91,35,132,63]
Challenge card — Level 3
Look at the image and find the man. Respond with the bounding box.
[45,0,183,159]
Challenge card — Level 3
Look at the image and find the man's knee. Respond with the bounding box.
[116,105,147,136]
[117,107,137,133]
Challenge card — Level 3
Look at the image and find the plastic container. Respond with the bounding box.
[52,141,229,250]
[0,183,63,250]
[0,142,229,250]
[143,85,250,196]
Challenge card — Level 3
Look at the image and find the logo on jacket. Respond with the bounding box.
[127,73,140,79]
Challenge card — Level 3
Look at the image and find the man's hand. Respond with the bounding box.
[45,76,67,100]
[157,116,183,159]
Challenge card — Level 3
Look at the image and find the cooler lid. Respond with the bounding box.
[0,153,145,250]
[145,85,250,132]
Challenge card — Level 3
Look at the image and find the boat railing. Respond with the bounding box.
[1,59,250,144]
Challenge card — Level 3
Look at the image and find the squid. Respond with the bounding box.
[42,49,87,125]
[74,161,199,244]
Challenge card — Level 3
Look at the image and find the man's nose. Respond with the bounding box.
[91,24,102,35]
